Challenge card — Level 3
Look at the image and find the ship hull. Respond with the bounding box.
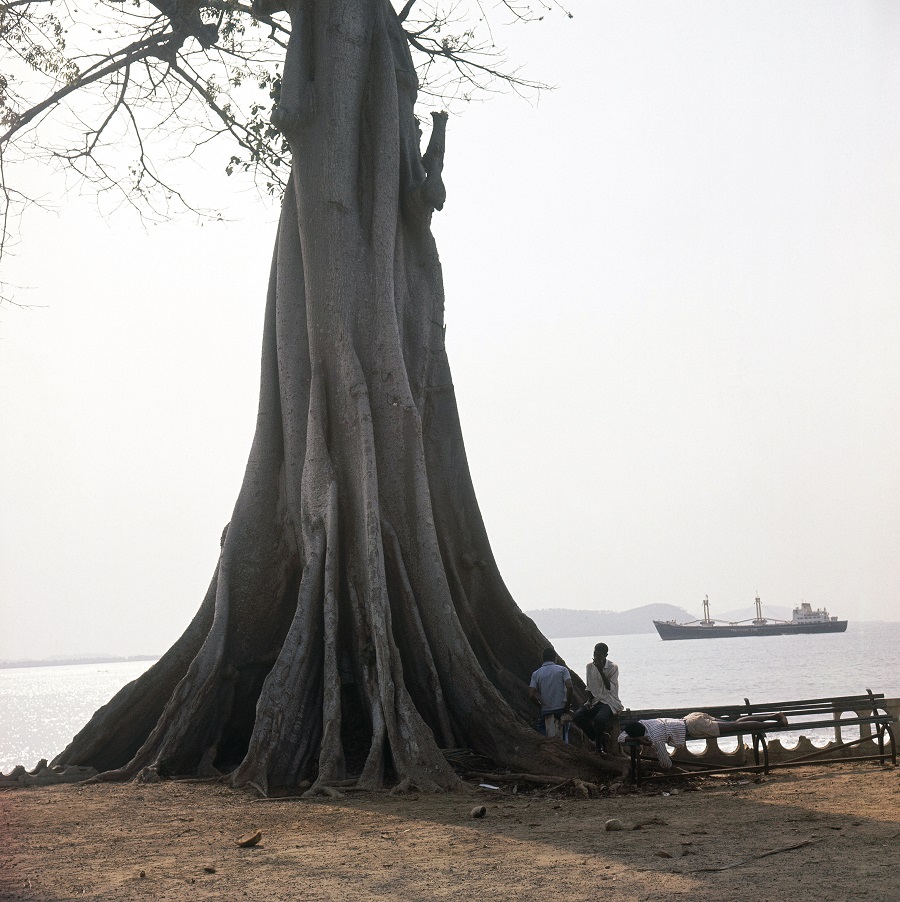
[653,620,848,640]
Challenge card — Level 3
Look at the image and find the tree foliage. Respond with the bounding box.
[1,0,568,265]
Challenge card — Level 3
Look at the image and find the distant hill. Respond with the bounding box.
[525,604,698,639]
[525,602,849,638]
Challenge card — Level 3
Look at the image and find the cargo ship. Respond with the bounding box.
[653,595,847,640]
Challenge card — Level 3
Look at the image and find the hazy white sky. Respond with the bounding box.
[1,2,898,660]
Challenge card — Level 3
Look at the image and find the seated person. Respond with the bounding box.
[618,711,788,770]
[571,642,623,754]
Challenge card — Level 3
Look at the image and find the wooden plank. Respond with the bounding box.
[619,691,897,785]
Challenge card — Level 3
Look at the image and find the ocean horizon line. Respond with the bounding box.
[0,654,161,671]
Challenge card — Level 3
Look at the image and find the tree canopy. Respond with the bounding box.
[1,0,569,265]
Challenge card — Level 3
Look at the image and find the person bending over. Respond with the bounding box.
[618,711,788,771]
[529,647,573,736]
[571,642,623,754]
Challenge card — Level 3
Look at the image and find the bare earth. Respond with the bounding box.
[1,763,898,901]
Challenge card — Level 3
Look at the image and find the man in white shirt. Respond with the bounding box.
[529,647,573,735]
[571,642,623,754]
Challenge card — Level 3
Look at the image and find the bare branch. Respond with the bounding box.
[1,0,570,290]
[1,34,166,147]
[397,0,418,23]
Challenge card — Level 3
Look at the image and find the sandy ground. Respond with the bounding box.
[1,762,898,901]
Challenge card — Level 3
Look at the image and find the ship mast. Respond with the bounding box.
[753,593,767,624]
[701,595,713,624]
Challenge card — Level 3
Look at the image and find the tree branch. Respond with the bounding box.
[397,0,418,23]
[1,34,167,147]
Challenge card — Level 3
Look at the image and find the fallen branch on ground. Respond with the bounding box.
[693,838,821,872]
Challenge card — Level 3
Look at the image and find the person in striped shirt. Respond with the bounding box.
[618,711,788,770]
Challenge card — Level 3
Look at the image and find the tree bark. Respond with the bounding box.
[54,0,619,792]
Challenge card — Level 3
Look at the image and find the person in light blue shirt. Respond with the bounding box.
[529,647,573,734]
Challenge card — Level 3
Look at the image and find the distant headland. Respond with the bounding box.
[0,654,160,670]
[526,604,694,639]
[525,602,797,639]
[526,603,884,639]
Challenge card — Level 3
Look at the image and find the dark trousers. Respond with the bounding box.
[572,702,614,752]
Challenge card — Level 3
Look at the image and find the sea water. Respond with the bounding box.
[1,660,155,772]
[1,622,898,772]
[554,622,900,751]
[552,621,900,709]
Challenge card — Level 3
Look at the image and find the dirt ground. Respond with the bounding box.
[1,763,898,901]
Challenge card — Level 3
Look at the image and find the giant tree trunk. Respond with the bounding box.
[54,0,616,792]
